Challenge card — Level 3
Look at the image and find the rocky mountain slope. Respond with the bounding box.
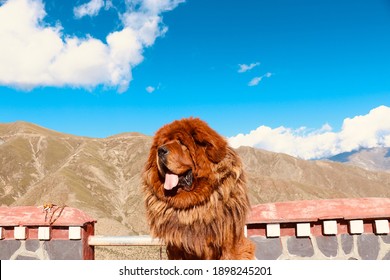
[326,147,390,172]
[1,121,390,237]
[0,122,150,235]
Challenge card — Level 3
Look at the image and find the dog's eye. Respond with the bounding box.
[177,140,188,151]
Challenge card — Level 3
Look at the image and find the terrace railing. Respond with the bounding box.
[1,197,389,260]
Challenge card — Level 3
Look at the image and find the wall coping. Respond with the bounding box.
[248,197,390,224]
[1,198,389,228]
[0,206,96,227]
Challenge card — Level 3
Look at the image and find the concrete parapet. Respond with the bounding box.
[0,205,96,260]
[246,198,390,259]
[1,198,389,260]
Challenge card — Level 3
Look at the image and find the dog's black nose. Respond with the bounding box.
[158,146,169,158]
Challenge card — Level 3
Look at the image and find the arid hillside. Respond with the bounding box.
[1,121,390,238]
[327,147,390,172]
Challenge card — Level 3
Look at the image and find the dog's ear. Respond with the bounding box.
[189,118,227,163]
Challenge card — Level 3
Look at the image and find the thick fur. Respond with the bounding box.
[142,118,255,259]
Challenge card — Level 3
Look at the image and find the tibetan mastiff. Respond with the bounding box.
[142,118,255,259]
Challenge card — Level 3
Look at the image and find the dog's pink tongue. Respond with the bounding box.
[164,173,179,190]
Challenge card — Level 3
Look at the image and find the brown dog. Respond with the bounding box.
[142,118,255,259]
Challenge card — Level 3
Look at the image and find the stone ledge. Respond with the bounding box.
[0,206,96,227]
[248,197,390,224]
[247,198,390,237]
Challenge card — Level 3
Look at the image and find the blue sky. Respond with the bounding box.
[1,0,390,159]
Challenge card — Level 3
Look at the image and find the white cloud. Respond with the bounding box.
[146,86,155,93]
[248,72,272,86]
[121,11,167,47]
[141,0,185,13]
[248,76,262,86]
[228,105,390,160]
[0,0,183,92]
[338,105,390,151]
[146,83,161,93]
[74,0,105,19]
[238,62,260,73]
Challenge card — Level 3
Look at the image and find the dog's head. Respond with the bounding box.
[144,118,228,205]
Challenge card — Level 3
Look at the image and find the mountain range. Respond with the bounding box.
[326,147,390,172]
[1,121,390,239]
